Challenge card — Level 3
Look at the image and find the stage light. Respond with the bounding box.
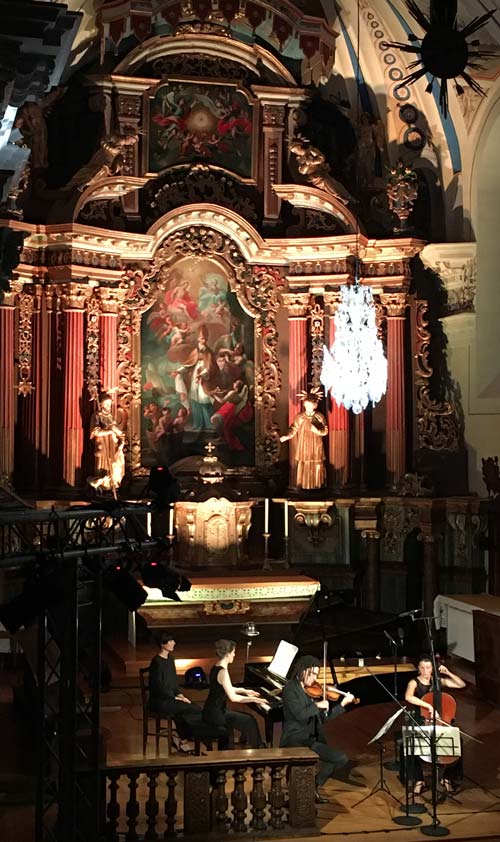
[103,565,148,611]
[141,562,191,601]
[184,666,208,689]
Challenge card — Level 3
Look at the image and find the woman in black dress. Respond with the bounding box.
[202,639,267,748]
[149,632,202,741]
[404,657,465,795]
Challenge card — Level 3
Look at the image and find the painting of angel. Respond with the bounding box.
[149,82,254,179]
[141,256,255,467]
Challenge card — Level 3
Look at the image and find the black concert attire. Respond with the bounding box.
[202,665,261,749]
[404,677,462,788]
[148,654,202,740]
[280,679,348,787]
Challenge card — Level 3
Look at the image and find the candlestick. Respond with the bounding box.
[264,498,269,534]
[284,500,289,538]
[146,512,152,538]
[168,504,174,537]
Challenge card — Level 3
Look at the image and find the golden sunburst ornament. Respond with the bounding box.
[383,0,496,117]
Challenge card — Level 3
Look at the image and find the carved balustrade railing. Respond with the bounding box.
[98,748,317,840]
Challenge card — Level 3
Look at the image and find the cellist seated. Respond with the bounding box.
[404,656,466,796]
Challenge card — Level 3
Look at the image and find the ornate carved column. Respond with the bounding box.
[281,293,310,485]
[38,289,57,483]
[60,284,90,487]
[324,293,349,487]
[117,93,142,215]
[381,293,408,487]
[262,104,285,221]
[99,288,125,396]
[0,288,17,479]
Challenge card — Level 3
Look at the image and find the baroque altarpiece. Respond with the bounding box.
[0,1,486,616]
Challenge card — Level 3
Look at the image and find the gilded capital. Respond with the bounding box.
[58,283,93,311]
[263,105,285,128]
[281,292,311,317]
[361,529,381,540]
[323,291,342,314]
[99,286,128,314]
[380,292,408,318]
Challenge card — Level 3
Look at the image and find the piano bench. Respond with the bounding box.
[190,723,229,756]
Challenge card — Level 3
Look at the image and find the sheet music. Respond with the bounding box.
[268,640,298,679]
[402,725,461,757]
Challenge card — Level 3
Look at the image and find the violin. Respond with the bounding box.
[305,681,360,705]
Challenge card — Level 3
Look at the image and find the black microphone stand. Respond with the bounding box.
[414,613,450,838]
[351,663,426,825]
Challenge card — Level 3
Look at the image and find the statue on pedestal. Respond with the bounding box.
[88,392,125,495]
[280,388,328,489]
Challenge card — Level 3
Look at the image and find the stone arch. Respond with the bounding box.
[113,33,296,86]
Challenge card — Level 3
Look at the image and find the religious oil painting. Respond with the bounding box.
[141,257,255,468]
[148,81,254,179]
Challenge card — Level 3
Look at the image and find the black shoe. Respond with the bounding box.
[315,789,328,804]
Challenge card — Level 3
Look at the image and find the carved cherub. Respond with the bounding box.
[64,133,139,193]
[289,136,354,205]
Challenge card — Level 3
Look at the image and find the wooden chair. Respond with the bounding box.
[139,667,174,756]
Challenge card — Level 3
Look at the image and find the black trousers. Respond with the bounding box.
[312,741,349,787]
[150,698,202,740]
[217,710,261,749]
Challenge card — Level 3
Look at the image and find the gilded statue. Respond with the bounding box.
[64,132,139,192]
[289,136,354,205]
[88,393,125,495]
[280,388,328,489]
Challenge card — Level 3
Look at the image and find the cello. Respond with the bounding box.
[420,688,459,766]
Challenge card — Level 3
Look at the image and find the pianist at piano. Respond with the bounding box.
[280,655,354,799]
[202,639,270,749]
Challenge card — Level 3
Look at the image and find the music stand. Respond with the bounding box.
[352,707,405,807]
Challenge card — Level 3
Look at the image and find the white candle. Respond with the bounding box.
[264,498,269,534]
[146,512,152,538]
[284,500,289,538]
[168,504,174,536]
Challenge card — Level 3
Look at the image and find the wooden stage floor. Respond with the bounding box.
[1,640,500,842]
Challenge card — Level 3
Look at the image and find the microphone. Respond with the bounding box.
[397,627,405,645]
[383,630,397,647]
[398,608,423,621]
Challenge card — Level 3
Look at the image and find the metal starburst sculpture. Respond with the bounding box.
[383,0,496,117]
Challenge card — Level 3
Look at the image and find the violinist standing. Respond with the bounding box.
[280,655,354,802]
[404,657,465,795]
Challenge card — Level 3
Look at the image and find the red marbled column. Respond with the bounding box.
[325,306,350,487]
[38,293,55,471]
[282,294,310,486]
[0,298,15,479]
[16,293,39,485]
[383,295,407,487]
[100,312,119,394]
[62,307,85,487]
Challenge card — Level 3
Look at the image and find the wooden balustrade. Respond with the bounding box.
[98,748,317,840]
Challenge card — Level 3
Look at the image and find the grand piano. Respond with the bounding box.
[244,642,417,746]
